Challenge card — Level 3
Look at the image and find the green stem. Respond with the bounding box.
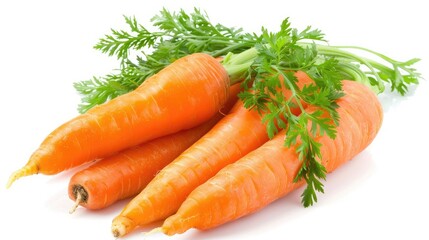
[221,47,259,84]
[336,63,363,80]
[335,62,380,94]
[211,42,255,57]
[178,34,255,43]
[334,45,399,64]
[276,67,307,113]
[311,44,385,91]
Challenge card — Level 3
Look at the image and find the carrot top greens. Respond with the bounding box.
[75,8,420,207]
[74,8,255,113]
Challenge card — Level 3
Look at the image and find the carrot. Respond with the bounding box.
[67,84,240,212]
[6,53,230,188]
[161,80,383,235]
[110,71,313,237]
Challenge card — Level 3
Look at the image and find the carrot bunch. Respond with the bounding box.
[6,8,420,239]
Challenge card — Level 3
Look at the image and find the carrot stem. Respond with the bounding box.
[311,43,384,91]
[222,47,258,84]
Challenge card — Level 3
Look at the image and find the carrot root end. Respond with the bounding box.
[69,184,88,213]
[6,163,38,189]
[112,224,125,238]
[69,188,84,214]
[112,216,135,238]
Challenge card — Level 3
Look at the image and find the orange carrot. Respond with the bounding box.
[67,84,240,212]
[7,53,230,188]
[110,71,313,237]
[161,80,383,235]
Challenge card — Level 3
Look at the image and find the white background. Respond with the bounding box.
[1,1,428,239]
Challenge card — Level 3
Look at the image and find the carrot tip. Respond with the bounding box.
[112,223,126,238]
[6,163,38,189]
[69,185,88,213]
[112,216,137,238]
[69,190,83,214]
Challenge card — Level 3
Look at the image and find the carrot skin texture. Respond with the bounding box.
[68,84,240,210]
[162,80,383,235]
[7,53,229,187]
[110,71,313,237]
[111,100,268,237]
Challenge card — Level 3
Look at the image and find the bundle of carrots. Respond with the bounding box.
[6,8,420,238]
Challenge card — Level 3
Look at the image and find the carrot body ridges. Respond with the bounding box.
[68,129,203,210]
[162,80,383,235]
[111,100,269,237]
[68,84,241,210]
[7,53,230,188]
[110,71,313,237]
